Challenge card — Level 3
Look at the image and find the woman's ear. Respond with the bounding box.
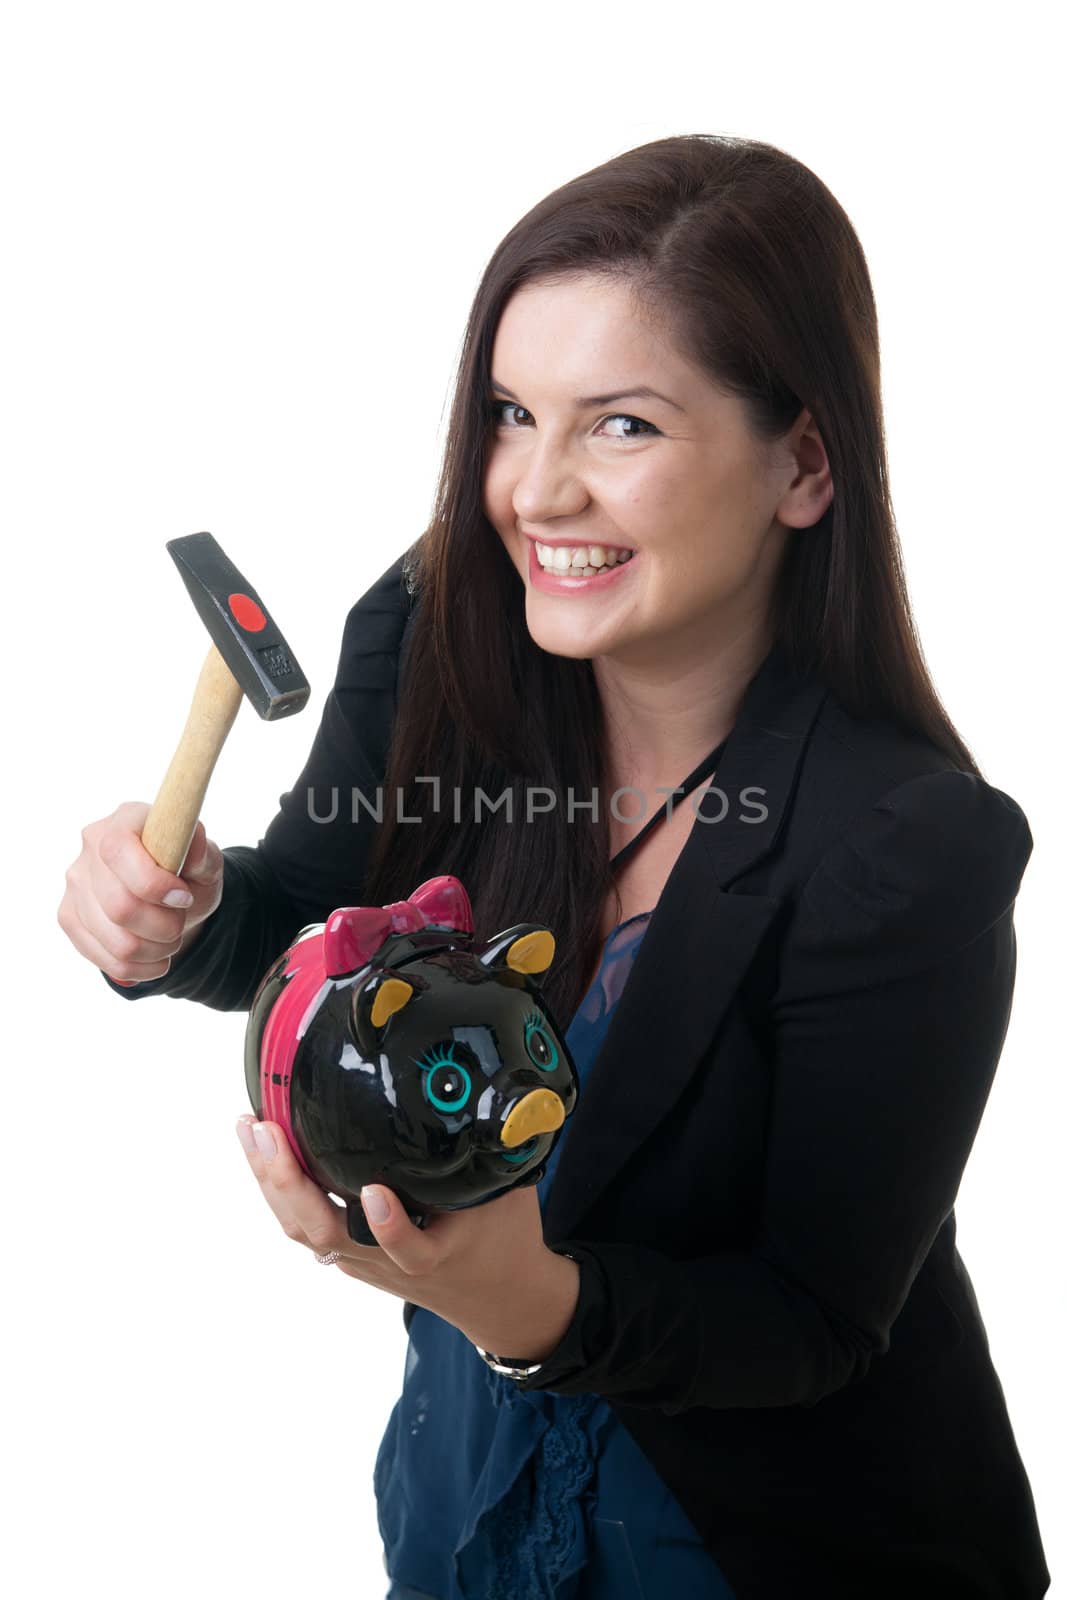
[777,406,834,529]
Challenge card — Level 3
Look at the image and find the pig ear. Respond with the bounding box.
[351,969,415,1052]
[478,924,556,976]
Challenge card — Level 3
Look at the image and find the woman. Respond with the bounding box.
[59,134,1050,1597]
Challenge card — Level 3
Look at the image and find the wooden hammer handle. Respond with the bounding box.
[140,642,244,874]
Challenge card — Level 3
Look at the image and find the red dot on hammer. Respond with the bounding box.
[229,592,267,632]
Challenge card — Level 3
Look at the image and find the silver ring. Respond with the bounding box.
[314,1249,343,1266]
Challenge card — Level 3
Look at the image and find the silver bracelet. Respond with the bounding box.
[474,1347,544,1379]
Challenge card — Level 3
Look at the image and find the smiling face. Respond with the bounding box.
[483,272,813,672]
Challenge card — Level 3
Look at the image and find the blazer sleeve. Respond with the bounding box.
[516,769,1035,1413]
[100,551,417,1013]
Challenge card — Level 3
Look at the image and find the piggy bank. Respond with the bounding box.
[244,875,579,1244]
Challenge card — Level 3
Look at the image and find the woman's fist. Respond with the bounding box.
[58,802,224,984]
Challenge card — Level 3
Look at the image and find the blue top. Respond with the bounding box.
[374,912,736,1600]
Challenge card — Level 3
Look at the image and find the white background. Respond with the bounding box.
[3,2,1062,1595]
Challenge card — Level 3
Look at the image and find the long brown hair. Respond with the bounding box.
[361,132,980,1028]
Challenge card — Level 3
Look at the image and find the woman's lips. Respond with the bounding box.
[526,540,638,594]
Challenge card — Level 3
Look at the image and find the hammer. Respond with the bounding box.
[140,532,310,875]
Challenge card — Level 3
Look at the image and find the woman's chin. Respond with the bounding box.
[526,614,608,660]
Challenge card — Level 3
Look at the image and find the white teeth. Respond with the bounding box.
[534,540,634,574]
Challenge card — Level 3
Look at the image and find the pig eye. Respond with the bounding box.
[418,1044,473,1113]
[502,1137,539,1165]
[523,1008,558,1071]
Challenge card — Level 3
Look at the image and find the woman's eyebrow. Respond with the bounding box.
[490,378,685,413]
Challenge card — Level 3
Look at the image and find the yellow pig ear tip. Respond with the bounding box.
[370,977,414,1028]
[506,929,556,975]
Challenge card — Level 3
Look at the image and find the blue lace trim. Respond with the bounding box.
[457,1365,603,1600]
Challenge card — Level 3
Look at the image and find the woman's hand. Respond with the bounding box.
[235,1114,581,1362]
[58,803,224,983]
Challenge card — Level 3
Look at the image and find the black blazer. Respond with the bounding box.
[108,554,1050,1598]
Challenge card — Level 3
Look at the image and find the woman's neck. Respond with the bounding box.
[594,625,772,790]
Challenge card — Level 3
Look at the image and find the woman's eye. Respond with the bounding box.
[597,413,658,440]
[492,400,531,427]
[490,399,657,440]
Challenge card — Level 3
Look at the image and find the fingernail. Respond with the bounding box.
[236,1117,256,1154]
[361,1186,390,1224]
[164,889,194,908]
[253,1123,276,1161]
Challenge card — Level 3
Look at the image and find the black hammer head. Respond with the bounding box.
[166,532,310,721]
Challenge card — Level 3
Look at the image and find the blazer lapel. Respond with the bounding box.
[542,642,829,1243]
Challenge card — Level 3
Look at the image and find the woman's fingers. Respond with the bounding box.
[77,869,186,964]
[237,1116,320,1244]
[58,803,226,983]
[235,1116,432,1287]
[236,1116,368,1259]
[64,897,179,982]
[356,1185,442,1276]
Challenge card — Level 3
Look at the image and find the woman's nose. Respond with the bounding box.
[510,436,589,523]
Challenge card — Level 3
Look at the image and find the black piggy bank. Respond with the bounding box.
[244,875,579,1244]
